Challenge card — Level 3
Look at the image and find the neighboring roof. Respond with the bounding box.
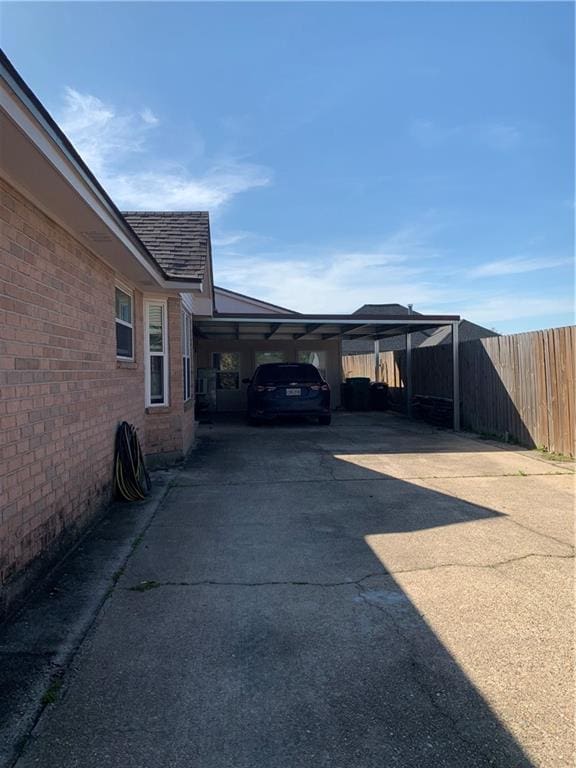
[353,303,416,316]
[122,212,210,281]
[214,285,298,315]
[343,318,498,354]
[418,320,499,347]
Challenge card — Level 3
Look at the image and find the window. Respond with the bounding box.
[255,351,286,366]
[145,301,168,406]
[213,352,240,390]
[182,311,192,401]
[298,350,327,380]
[115,287,133,359]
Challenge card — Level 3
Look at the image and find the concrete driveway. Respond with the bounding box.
[13,413,574,768]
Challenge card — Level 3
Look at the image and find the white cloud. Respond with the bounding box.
[108,164,270,211]
[57,88,270,210]
[468,255,572,278]
[212,231,254,247]
[457,295,575,325]
[60,87,147,177]
[215,231,448,314]
[410,119,521,151]
[214,230,575,326]
[140,107,159,126]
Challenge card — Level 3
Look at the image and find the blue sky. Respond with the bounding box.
[2,1,574,332]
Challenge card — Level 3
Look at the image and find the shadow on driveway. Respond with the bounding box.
[8,414,574,767]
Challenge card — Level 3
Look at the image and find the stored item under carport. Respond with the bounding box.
[342,377,371,411]
[370,382,389,411]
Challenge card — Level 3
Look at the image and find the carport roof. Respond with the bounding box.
[195,312,460,341]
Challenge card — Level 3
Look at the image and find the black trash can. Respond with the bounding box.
[345,377,371,411]
[370,382,389,411]
[341,382,353,411]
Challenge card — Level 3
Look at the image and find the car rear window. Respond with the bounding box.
[253,363,323,384]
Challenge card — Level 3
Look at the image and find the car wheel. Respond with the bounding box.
[248,415,261,426]
[318,415,331,426]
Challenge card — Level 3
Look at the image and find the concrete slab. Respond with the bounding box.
[411,474,575,547]
[390,556,574,768]
[15,585,531,768]
[7,413,574,768]
[328,447,573,480]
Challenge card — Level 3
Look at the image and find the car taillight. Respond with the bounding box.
[310,383,330,391]
[256,385,276,392]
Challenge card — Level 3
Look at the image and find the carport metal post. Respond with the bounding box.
[452,321,460,431]
[406,330,413,419]
[373,340,380,383]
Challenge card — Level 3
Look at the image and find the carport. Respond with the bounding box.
[195,312,462,429]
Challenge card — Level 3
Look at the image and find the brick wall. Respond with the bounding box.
[0,179,147,618]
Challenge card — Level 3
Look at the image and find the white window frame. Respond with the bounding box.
[212,352,241,391]
[182,310,192,402]
[115,284,134,361]
[144,299,169,407]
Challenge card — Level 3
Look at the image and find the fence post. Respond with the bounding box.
[452,321,460,431]
[406,331,413,418]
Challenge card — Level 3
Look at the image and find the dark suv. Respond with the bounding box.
[244,363,331,425]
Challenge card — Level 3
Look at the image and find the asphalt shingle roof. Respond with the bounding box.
[353,303,415,316]
[122,211,210,281]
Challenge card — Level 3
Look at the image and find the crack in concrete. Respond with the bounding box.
[125,552,574,593]
[353,585,523,765]
[497,516,574,550]
[125,572,388,590]
[387,552,574,577]
[170,469,573,488]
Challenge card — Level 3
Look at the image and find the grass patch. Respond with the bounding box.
[41,678,63,706]
[535,447,574,463]
[129,580,161,592]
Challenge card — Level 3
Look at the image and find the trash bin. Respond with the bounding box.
[345,377,371,410]
[370,382,389,411]
[341,382,353,410]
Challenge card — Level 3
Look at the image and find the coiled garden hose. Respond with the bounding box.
[114,421,151,501]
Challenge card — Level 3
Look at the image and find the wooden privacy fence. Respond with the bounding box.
[342,325,576,456]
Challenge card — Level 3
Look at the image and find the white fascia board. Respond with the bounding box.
[207,316,460,326]
[155,279,203,292]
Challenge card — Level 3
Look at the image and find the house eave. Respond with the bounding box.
[0,53,177,291]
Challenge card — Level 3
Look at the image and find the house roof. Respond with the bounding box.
[417,320,499,347]
[214,285,298,314]
[122,212,210,281]
[353,303,416,316]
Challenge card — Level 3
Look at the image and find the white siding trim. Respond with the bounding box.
[144,299,169,407]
